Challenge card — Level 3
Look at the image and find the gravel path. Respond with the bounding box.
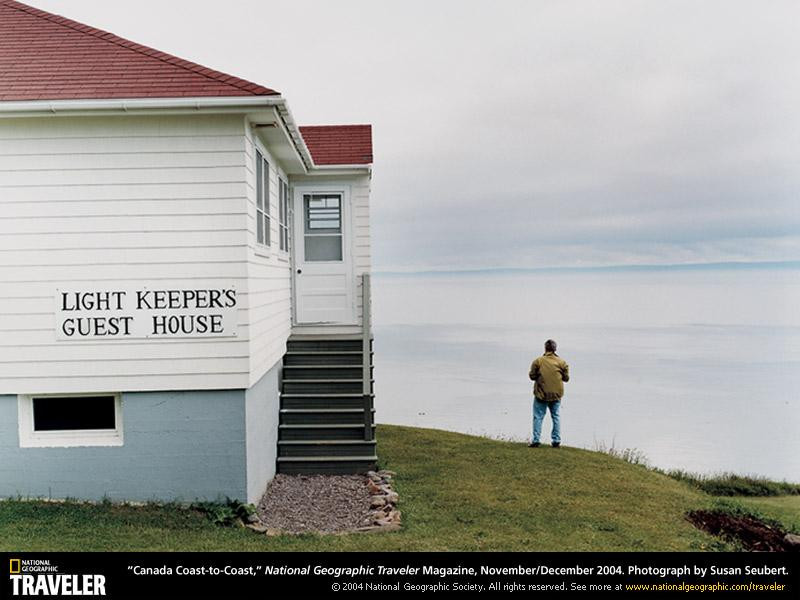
[256,474,373,534]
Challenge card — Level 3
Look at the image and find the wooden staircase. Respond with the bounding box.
[276,335,377,474]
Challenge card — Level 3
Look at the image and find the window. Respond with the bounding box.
[255,150,270,247]
[303,193,343,261]
[18,394,123,448]
[279,179,290,253]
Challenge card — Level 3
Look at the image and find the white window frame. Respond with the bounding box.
[302,192,344,262]
[18,393,124,448]
[255,149,271,250]
[279,178,290,254]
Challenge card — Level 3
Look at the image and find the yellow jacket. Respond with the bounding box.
[529,352,570,401]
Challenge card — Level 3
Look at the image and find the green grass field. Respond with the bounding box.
[1,425,797,551]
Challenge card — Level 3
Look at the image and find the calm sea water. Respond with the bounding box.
[371,266,800,482]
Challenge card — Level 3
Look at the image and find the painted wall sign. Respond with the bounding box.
[55,286,238,340]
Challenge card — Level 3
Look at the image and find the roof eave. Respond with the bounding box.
[0,94,320,174]
[0,95,371,175]
[0,95,283,116]
[307,163,373,175]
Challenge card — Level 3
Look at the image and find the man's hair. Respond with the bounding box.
[544,339,557,353]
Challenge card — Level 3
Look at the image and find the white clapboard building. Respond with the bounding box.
[0,0,375,503]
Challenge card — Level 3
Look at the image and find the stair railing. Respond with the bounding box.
[362,273,373,442]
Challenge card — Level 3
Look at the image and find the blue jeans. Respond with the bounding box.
[532,398,561,444]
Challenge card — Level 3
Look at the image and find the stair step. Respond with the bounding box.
[280,423,372,427]
[276,456,378,475]
[286,350,364,354]
[279,423,376,441]
[282,366,368,380]
[282,379,371,394]
[277,455,378,461]
[282,379,370,383]
[287,339,364,352]
[281,394,373,409]
[281,393,374,397]
[280,408,369,413]
[284,351,368,366]
[283,365,368,369]
[278,440,376,457]
[279,439,377,444]
[280,408,374,425]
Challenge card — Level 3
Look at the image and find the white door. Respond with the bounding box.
[293,188,355,324]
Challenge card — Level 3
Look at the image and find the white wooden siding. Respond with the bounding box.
[0,112,372,394]
[245,125,293,386]
[351,174,373,324]
[0,114,254,394]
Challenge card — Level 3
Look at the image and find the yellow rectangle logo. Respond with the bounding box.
[9,558,20,574]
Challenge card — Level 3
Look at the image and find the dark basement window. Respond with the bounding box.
[32,395,117,431]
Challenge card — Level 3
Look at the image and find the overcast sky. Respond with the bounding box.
[28,0,800,271]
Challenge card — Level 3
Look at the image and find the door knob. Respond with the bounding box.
[297,269,302,274]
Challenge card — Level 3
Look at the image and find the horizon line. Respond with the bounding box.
[374,259,800,277]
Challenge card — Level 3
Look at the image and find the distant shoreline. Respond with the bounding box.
[375,260,800,278]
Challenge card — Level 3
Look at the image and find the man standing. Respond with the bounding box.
[528,339,570,448]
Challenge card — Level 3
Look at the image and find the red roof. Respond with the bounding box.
[0,0,278,101]
[300,125,373,166]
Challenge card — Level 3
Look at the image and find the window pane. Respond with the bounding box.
[264,214,271,246]
[263,160,270,215]
[304,235,342,261]
[33,396,116,431]
[305,194,342,232]
[257,210,264,244]
[256,151,263,210]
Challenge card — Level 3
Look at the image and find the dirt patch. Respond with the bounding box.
[686,510,794,552]
[256,474,373,534]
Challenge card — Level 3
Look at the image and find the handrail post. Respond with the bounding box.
[362,273,373,442]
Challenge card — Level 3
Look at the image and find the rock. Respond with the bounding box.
[366,480,382,494]
[265,528,283,537]
[245,513,261,524]
[370,496,387,508]
[366,471,378,479]
[378,470,397,477]
[246,523,269,533]
[372,518,401,530]
[785,533,800,548]
[384,491,399,504]
[387,509,402,522]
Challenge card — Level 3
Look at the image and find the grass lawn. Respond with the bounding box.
[723,496,800,533]
[1,425,797,551]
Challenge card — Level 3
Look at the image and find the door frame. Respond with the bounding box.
[291,183,356,325]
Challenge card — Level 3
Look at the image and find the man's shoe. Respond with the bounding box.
[551,442,561,448]
[528,442,540,448]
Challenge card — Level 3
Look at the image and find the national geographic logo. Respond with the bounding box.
[8,558,106,596]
